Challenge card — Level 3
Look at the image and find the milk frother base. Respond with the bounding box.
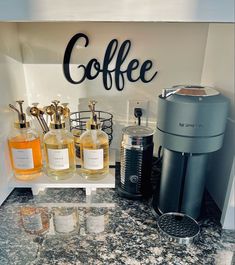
[117,187,143,200]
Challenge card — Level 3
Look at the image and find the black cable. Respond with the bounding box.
[134,108,142,126]
[158,146,162,159]
[154,146,163,165]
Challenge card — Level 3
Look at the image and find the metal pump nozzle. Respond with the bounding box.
[9,100,29,128]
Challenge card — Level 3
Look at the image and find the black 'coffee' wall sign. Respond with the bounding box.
[63,33,158,91]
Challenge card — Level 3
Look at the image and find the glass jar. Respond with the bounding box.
[80,127,109,180]
[44,126,76,180]
[8,125,43,180]
[71,129,81,159]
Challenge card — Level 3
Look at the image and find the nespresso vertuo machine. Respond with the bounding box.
[153,85,228,219]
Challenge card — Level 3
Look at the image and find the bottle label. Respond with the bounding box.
[12,148,34,169]
[22,213,43,232]
[83,149,103,170]
[86,215,105,233]
[54,213,76,233]
[48,148,69,170]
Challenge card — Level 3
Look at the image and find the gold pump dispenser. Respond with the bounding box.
[44,100,70,129]
[47,100,64,129]
[29,104,49,134]
[86,100,101,130]
[9,100,30,129]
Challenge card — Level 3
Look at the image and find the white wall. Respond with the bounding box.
[221,161,235,230]
[19,22,209,151]
[201,23,235,229]
[0,22,28,204]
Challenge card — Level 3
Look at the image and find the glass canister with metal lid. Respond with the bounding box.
[117,126,154,199]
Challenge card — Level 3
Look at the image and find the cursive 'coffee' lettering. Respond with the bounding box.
[63,33,158,91]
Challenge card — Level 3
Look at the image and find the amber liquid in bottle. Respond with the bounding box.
[80,129,109,180]
[8,134,42,180]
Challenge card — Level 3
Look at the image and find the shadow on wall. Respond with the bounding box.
[0,54,17,139]
[0,53,20,184]
[0,22,28,182]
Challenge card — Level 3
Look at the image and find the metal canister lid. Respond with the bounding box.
[158,212,200,244]
[122,126,154,137]
[122,126,154,147]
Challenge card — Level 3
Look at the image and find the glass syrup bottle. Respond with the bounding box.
[44,100,76,180]
[8,100,43,180]
[80,100,109,180]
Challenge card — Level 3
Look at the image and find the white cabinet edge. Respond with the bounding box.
[0,0,234,22]
[221,157,235,230]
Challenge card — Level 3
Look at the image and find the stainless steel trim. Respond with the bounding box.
[121,143,144,151]
[157,212,200,245]
[162,85,220,97]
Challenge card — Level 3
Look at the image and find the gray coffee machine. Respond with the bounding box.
[154,85,228,219]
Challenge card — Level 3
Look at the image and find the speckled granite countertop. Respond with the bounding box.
[0,187,234,265]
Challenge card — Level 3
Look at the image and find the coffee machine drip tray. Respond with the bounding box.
[158,212,200,245]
